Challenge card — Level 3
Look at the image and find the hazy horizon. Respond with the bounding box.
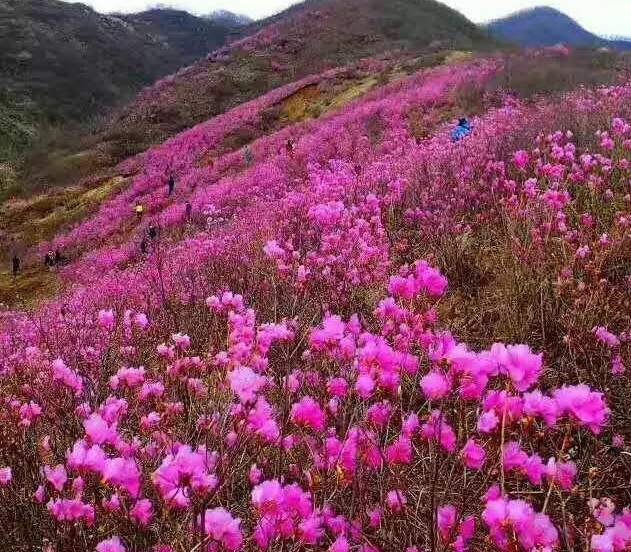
[61,0,631,38]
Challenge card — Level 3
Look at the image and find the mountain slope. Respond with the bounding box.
[0,0,236,164]
[119,9,237,62]
[487,6,631,49]
[103,0,494,158]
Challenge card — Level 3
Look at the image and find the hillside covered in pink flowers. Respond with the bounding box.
[1,30,631,552]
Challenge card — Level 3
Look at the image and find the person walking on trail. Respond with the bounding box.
[451,117,472,143]
[286,138,295,156]
[244,146,254,167]
[45,251,54,268]
[135,204,144,220]
[167,173,175,196]
[12,256,20,277]
[148,224,158,241]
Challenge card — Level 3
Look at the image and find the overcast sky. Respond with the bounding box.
[66,0,631,37]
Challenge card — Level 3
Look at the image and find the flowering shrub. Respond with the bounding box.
[2,57,631,551]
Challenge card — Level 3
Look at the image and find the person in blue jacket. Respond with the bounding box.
[451,117,472,143]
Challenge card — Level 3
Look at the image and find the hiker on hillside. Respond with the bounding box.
[12,256,20,277]
[286,138,295,156]
[148,224,158,241]
[244,146,254,167]
[45,251,55,268]
[167,173,175,196]
[451,117,472,143]
[135,204,144,220]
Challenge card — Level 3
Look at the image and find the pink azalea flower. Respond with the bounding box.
[491,343,542,391]
[97,309,115,330]
[523,454,546,485]
[44,464,67,492]
[514,150,530,169]
[368,506,382,528]
[545,458,577,490]
[291,396,326,432]
[96,536,125,552]
[102,458,141,498]
[196,507,243,551]
[355,373,375,398]
[553,384,609,434]
[229,366,267,403]
[330,535,350,552]
[461,439,486,470]
[420,370,451,400]
[386,436,413,465]
[503,441,527,470]
[130,499,153,526]
[437,504,457,542]
[477,410,499,433]
[83,414,117,445]
[593,326,620,348]
[0,467,12,485]
[34,485,46,503]
[386,489,407,512]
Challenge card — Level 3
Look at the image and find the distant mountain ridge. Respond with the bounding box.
[206,9,253,27]
[487,6,631,49]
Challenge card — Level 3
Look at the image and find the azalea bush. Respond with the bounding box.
[1,56,631,552]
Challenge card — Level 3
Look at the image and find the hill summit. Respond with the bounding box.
[487,6,630,48]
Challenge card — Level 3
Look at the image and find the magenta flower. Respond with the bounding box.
[97,309,115,330]
[196,507,243,551]
[437,504,457,542]
[368,505,382,528]
[545,458,577,490]
[522,390,559,427]
[514,150,530,169]
[355,373,375,398]
[553,384,609,434]
[523,454,546,485]
[34,485,46,503]
[420,370,451,400]
[298,514,324,545]
[44,464,67,492]
[477,410,499,433]
[329,535,350,552]
[327,377,348,397]
[102,458,141,498]
[503,441,527,470]
[96,536,125,552]
[291,396,326,432]
[386,489,407,512]
[0,467,12,486]
[83,414,117,445]
[386,436,413,465]
[593,326,620,348]
[461,439,486,470]
[491,343,542,392]
[130,499,153,526]
[229,366,267,403]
